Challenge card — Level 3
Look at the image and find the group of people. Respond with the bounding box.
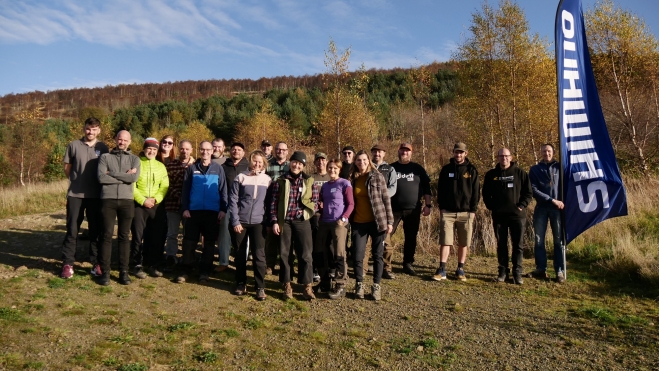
[60,117,566,303]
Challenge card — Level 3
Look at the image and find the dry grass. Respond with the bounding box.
[0,180,67,219]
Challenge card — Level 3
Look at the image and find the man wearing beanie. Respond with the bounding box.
[130,138,169,280]
[270,151,320,300]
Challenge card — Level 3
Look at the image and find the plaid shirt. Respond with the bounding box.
[164,157,194,212]
[270,172,319,223]
[351,170,394,232]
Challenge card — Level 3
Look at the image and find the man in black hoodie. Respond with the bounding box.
[482,148,532,285]
[432,143,479,281]
[216,142,249,272]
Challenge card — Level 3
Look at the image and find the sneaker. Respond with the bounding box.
[266,267,273,276]
[371,283,381,301]
[328,284,346,300]
[313,270,321,283]
[513,273,524,285]
[302,284,316,301]
[163,256,177,273]
[314,282,331,294]
[119,271,131,285]
[527,269,549,280]
[176,273,188,284]
[282,282,293,300]
[97,272,110,286]
[61,264,74,279]
[556,270,566,283]
[382,270,396,280]
[255,288,267,301]
[90,264,102,277]
[133,265,147,279]
[496,267,509,283]
[455,268,467,281]
[403,263,417,276]
[198,273,209,283]
[354,282,364,299]
[432,267,447,281]
[234,283,247,296]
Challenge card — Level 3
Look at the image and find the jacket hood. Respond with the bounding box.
[111,148,132,155]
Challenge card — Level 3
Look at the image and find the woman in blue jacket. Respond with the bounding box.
[228,150,272,300]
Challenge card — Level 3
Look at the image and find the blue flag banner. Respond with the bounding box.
[555,0,628,245]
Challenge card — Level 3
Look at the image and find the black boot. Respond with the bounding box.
[97,272,110,286]
[496,267,509,283]
[119,271,131,285]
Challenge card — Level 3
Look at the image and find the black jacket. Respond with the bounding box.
[437,158,480,212]
[482,162,532,217]
[222,157,249,187]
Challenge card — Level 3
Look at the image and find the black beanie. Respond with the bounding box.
[289,151,307,165]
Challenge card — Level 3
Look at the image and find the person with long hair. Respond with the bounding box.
[349,150,393,301]
[316,159,354,299]
[228,150,272,300]
[156,135,177,165]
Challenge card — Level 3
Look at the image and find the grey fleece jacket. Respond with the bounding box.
[97,149,141,200]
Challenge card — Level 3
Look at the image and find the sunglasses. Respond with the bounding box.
[342,152,353,155]
[162,141,174,145]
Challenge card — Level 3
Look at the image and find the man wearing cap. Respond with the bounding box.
[211,138,227,165]
[366,144,398,279]
[311,152,331,287]
[96,130,140,286]
[270,151,320,300]
[265,141,290,273]
[482,148,533,285]
[390,142,432,276]
[339,146,355,179]
[432,143,479,281]
[261,140,273,162]
[216,142,249,272]
[130,138,169,279]
[60,117,109,279]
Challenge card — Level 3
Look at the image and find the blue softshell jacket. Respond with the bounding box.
[181,160,228,213]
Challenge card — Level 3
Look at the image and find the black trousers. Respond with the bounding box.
[231,223,266,288]
[352,221,386,284]
[492,214,526,274]
[130,202,167,267]
[182,210,219,273]
[279,219,313,285]
[61,197,102,265]
[99,199,135,273]
[392,206,421,264]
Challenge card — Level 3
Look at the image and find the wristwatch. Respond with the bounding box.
[340,217,348,223]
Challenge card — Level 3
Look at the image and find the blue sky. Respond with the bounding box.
[1,0,657,97]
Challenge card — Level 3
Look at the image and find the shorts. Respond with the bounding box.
[439,211,475,247]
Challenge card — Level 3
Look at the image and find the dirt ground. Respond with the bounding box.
[0,211,658,371]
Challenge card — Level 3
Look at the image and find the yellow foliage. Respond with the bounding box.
[233,102,291,152]
[179,120,214,158]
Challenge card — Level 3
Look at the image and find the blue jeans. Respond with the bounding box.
[533,204,564,273]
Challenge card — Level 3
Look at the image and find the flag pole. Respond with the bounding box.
[555,0,568,280]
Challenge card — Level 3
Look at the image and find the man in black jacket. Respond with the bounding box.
[482,148,533,284]
[433,143,479,281]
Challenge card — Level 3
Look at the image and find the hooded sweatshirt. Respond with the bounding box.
[97,148,141,200]
[437,158,480,212]
[482,162,532,217]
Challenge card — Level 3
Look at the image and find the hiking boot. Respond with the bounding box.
[255,288,267,301]
[149,266,163,278]
[90,264,102,277]
[133,265,147,279]
[496,267,509,283]
[61,264,74,279]
[119,271,131,285]
[371,283,381,301]
[527,269,549,280]
[266,267,273,276]
[282,282,293,300]
[97,272,110,286]
[354,282,364,299]
[198,273,209,283]
[214,265,229,273]
[302,284,316,301]
[176,273,188,284]
[556,270,566,283]
[403,263,417,276]
[432,267,447,281]
[313,270,321,283]
[513,273,524,285]
[381,270,396,280]
[328,284,346,300]
[455,268,467,281]
[314,282,331,294]
[234,283,247,296]
[162,256,177,273]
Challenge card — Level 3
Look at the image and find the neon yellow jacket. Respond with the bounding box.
[133,156,169,205]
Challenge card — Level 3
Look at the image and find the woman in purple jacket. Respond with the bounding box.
[316,159,354,299]
[228,150,272,300]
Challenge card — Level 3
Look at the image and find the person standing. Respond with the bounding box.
[217,142,249,272]
[350,150,393,301]
[482,148,533,285]
[211,138,227,166]
[60,117,109,279]
[156,135,176,165]
[528,144,565,283]
[270,151,319,301]
[228,150,271,300]
[261,140,273,162]
[130,138,169,279]
[316,159,354,299]
[390,143,432,276]
[264,141,290,273]
[311,152,331,286]
[96,130,140,286]
[177,141,228,283]
[339,146,355,179]
[432,143,479,281]
[163,140,195,272]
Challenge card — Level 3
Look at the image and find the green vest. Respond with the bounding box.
[276,174,315,226]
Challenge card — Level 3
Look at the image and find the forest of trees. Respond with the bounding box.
[0,0,656,187]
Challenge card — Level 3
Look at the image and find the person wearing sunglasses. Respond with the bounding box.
[156,135,176,165]
[339,146,355,179]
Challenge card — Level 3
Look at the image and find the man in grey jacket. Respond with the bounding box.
[96,130,141,286]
